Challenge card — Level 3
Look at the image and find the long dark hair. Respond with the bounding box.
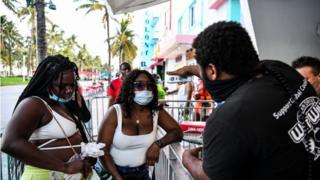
[15,54,90,142]
[116,69,159,118]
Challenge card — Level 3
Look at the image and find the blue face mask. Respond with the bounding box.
[49,92,73,103]
[134,90,153,105]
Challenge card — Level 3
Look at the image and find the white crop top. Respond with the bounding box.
[110,104,158,167]
[29,96,78,140]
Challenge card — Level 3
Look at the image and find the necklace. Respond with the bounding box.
[132,112,140,135]
[136,119,140,134]
[132,109,152,135]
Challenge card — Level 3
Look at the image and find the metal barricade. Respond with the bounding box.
[86,96,111,139]
[160,99,214,122]
[0,97,212,180]
[0,133,24,180]
[155,128,193,180]
[0,97,109,180]
[154,99,214,180]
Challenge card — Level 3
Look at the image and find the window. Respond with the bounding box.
[189,3,195,28]
[178,17,182,33]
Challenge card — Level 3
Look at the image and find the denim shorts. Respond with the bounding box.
[116,164,151,180]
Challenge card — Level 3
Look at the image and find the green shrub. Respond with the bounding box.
[0,76,30,86]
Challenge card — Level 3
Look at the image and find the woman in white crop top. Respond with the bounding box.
[1,55,93,179]
[98,70,183,180]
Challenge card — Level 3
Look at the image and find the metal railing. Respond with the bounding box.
[160,99,214,122]
[1,96,212,180]
[1,132,24,180]
[155,128,194,180]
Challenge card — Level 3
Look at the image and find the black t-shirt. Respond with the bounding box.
[203,60,320,180]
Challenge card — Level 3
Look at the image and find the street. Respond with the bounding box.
[0,85,25,134]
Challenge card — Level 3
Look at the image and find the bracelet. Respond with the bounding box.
[154,140,164,148]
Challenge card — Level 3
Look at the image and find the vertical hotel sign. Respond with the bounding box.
[140,12,159,69]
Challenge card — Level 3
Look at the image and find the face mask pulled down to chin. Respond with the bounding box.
[49,92,73,103]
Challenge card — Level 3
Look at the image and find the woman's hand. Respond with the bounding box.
[73,88,83,107]
[146,143,160,166]
[85,157,97,166]
[64,158,91,178]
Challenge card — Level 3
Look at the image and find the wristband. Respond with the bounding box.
[154,140,164,148]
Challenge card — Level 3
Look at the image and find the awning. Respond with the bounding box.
[149,57,165,69]
[107,0,169,14]
[99,72,111,78]
[158,34,196,58]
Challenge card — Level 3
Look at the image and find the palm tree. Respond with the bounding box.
[111,15,137,64]
[0,15,23,76]
[3,0,48,64]
[76,0,113,79]
[1,0,19,13]
[17,6,37,74]
[47,23,64,55]
[34,0,47,63]
[60,35,79,58]
[75,44,90,71]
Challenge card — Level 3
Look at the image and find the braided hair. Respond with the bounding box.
[15,54,90,142]
[15,54,79,107]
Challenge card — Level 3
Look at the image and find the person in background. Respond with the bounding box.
[292,56,320,95]
[152,74,166,100]
[181,21,320,179]
[98,69,182,180]
[192,80,213,121]
[166,80,193,121]
[107,62,131,107]
[1,55,93,179]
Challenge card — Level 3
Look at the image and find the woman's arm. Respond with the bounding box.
[145,107,183,166]
[1,97,88,174]
[97,107,122,180]
[156,106,183,146]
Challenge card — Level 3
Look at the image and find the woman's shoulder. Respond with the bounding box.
[12,96,49,123]
[17,96,48,109]
[103,105,118,123]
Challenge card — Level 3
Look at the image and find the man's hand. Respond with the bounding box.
[167,65,201,78]
[182,147,202,166]
[182,147,210,180]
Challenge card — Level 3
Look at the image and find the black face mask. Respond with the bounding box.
[203,75,250,103]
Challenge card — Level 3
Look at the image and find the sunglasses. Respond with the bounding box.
[133,81,153,91]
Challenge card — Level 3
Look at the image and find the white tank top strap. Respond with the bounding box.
[31,96,78,154]
[32,96,53,111]
[37,139,57,148]
[113,104,122,127]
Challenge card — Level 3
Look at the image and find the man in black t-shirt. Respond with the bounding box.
[182,21,320,180]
